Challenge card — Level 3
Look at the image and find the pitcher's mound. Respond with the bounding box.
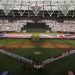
[34,51,42,55]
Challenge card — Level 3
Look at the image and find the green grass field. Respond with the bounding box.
[0,38,75,75]
[0,39,30,46]
[10,48,63,62]
[0,52,75,75]
[0,38,75,46]
[40,39,75,46]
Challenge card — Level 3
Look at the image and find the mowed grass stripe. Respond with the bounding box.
[10,48,63,61]
[40,39,75,46]
[0,39,31,46]
[0,39,14,46]
[46,54,75,75]
[0,53,23,75]
[0,39,75,46]
[0,52,75,75]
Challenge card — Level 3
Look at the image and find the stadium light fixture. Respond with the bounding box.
[1,0,14,16]
[31,1,42,16]
[17,0,27,16]
[58,1,71,16]
[44,0,54,17]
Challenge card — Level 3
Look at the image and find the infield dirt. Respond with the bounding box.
[0,41,75,52]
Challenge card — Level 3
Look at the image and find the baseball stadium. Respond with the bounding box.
[0,0,75,75]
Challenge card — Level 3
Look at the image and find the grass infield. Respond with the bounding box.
[0,38,75,75]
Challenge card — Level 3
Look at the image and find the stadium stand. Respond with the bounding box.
[39,19,75,32]
[0,18,75,33]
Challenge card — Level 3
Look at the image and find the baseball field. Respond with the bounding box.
[0,38,75,75]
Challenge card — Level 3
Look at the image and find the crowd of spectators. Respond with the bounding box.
[0,18,34,32]
[39,19,75,32]
[0,17,75,32]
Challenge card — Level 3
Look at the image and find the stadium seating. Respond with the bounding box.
[39,19,75,32]
[0,19,34,32]
[0,18,75,32]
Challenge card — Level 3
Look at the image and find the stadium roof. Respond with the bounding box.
[0,0,75,16]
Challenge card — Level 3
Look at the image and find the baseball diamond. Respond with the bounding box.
[0,0,75,75]
[0,34,75,75]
